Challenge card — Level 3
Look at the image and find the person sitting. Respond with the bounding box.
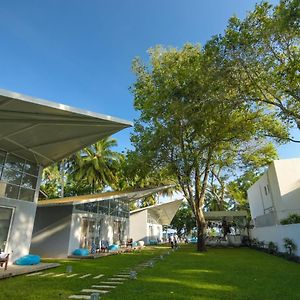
[126,238,133,248]
[100,240,109,252]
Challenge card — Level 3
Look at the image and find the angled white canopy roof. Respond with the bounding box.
[130,199,183,225]
[38,186,174,207]
[0,89,132,166]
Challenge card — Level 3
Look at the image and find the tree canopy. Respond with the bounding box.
[131,42,286,250]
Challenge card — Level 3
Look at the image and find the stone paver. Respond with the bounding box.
[40,272,54,277]
[69,295,90,299]
[26,272,43,276]
[79,274,91,279]
[81,289,109,294]
[93,274,104,279]
[100,281,123,285]
[67,273,79,278]
[53,273,65,277]
[92,285,117,289]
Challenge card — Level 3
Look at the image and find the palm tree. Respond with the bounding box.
[73,138,121,193]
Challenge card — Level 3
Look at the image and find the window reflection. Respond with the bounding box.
[0,150,39,202]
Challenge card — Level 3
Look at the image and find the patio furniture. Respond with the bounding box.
[0,253,9,270]
[100,240,109,252]
[15,254,40,265]
[72,248,89,256]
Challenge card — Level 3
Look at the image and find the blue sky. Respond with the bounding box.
[1,0,299,158]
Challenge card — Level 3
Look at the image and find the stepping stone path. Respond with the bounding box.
[69,251,176,299]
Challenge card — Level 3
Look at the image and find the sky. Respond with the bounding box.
[0,0,299,159]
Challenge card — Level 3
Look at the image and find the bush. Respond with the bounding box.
[280,214,300,225]
[268,241,278,254]
[283,238,297,255]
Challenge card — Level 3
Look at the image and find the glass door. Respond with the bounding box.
[0,206,13,252]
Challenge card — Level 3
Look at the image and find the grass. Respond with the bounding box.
[1,245,300,299]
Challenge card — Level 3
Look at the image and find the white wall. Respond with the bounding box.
[248,158,300,225]
[129,210,147,242]
[0,198,37,263]
[251,224,300,256]
[273,159,300,220]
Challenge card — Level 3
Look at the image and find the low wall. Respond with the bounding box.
[251,224,300,256]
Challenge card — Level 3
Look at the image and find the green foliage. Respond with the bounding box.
[281,214,300,225]
[171,201,196,235]
[211,0,300,138]
[131,40,284,251]
[268,241,278,254]
[40,138,122,198]
[283,238,297,255]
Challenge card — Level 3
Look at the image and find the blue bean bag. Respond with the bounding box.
[190,237,198,244]
[132,241,138,247]
[149,240,158,245]
[72,248,89,256]
[15,254,40,265]
[108,244,119,251]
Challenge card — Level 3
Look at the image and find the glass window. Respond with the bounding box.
[0,150,6,165]
[5,184,19,199]
[21,173,37,189]
[1,168,22,185]
[0,207,13,251]
[5,154,24,172]
[19,188,35,202]
[24,161,39,176]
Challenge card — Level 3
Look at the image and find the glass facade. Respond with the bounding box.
[0,150,39,202]
[74,198,130,218]
[74,197,130,246]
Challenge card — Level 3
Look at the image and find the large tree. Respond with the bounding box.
[131,44,285,251]
[209,0,299,138]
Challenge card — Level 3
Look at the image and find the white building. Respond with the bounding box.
[0,89,131,262]
[248,158,300,255]
[130,199,182,244]
[31,187,171,258]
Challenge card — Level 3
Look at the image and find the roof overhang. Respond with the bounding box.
[130,199,183,225]
[204,210,248,220]
[38,185,174,207]
[0,89,132,166]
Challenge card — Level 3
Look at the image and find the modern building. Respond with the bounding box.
[0,89,131,262]
[129,199,182,244]
[31,187,171,258]
[248,158,300,255]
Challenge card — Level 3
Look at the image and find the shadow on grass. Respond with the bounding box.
[103,245,300,300]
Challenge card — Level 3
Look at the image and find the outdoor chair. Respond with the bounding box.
[0,253,9,271]
[100,240,109,253]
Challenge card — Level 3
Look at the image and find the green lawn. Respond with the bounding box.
[1,245,300,299]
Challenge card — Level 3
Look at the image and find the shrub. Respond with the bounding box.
[268,241,278,254]
[283,238,297,255]
[280,214,300,225]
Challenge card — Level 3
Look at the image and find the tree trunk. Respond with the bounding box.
[196,209,206,251]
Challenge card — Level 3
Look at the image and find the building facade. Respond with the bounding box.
[130,200,182,244]
[31,187,170,258]
[0,89,131,262]
[248,158,300,255]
